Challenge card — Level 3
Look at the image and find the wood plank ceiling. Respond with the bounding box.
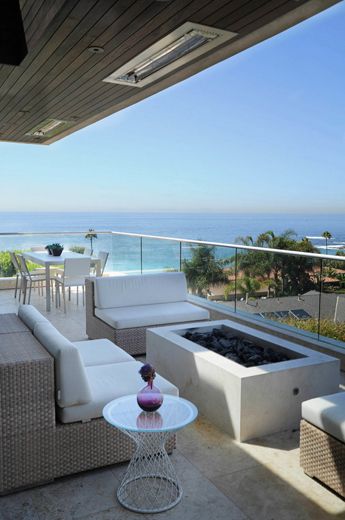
[0,0,339,144]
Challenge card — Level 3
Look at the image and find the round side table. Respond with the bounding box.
[103,394,198,513]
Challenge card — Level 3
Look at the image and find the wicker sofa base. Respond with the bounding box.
[300,419,345,498]
[85,278,208,355]
[0,314,176,495]
[87,314,208,357]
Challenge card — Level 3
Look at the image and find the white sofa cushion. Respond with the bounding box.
[94,272,187,309]
[95,301,209,329]
[302,392,345,443]
[57,361,179,423]
[34,322,92,407]
[18,304,49,331]
[73,339,133,366]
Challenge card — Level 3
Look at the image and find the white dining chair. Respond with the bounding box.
[17,254,46,304]
[9,251,22,299]
[90,250,109,276]
[54,257,91,312]
[98,251,109,275]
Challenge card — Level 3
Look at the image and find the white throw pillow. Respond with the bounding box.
[34,322,92,407]
[94,272,187,309]
[18,304,49,331]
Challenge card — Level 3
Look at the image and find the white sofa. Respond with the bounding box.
[1,305,178,494]
[300,392,345,497]
[18,304,178,423]
[86,272,210,355]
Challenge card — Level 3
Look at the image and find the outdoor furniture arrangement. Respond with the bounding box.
[104,395,198,513]
[86,272,210,356]
[54,257,91,312]
[300,392,345,497]
[22,250,100,311]
[0,305,178,495]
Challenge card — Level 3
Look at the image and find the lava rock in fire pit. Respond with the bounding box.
[182,327,292,368]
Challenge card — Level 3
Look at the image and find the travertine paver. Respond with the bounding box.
[0,289,345,520]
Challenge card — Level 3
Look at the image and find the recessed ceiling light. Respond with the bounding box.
[103,22,237,88]
[88,46,104,54]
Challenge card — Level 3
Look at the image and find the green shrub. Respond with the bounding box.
[69,246,85,254]
[283,317,345,343]
[0,252,16,277]
[0,251,42,277]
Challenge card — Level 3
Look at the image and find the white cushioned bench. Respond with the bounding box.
[86,272,210,355]
[300,391,345,497]
[19,304,178,423]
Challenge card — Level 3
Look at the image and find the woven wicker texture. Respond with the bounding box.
[300,419,345,497]
[85,278,208,355]
[0,314,29,334]
[0,313,176,494]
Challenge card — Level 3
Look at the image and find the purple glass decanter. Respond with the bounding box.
[137,364,164,412]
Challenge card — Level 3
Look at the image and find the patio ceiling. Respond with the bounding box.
[0,0,340,145]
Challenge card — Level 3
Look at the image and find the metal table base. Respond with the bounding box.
[117,430,181,513]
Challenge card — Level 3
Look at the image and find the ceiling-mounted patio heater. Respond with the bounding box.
[26,118,72,138]
[0,0,27,66]
[103,22,237,88]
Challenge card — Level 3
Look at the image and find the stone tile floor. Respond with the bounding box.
[1,288,345,520]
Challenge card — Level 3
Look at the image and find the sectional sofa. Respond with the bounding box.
[86,272,210,355]
[0,305,178,495]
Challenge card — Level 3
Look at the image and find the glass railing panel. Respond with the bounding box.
[234,247,322,340]
[111,234,141,274]
[142,238,180,274]
[181,242,235,312]
[318,254,345,347]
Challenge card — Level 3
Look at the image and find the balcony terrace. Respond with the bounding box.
[1,233,345,519]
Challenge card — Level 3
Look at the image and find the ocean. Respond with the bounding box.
[1,212,345,272]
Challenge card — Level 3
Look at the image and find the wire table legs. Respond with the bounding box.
[117,430,181,513]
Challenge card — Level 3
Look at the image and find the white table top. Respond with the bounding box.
[23,250,91,265]
[103,395,198,433]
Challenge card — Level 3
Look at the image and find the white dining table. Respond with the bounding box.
[23,251,100,312]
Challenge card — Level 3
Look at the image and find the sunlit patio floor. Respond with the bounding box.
[1,288,345,520]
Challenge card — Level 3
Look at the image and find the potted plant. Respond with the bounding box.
[45,243,64,256]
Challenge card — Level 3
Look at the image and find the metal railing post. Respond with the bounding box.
[234,247,238,313]
[140,237,143,274]
[318,258,323,340]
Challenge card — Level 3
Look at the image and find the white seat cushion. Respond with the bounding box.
[302,392,345,443]
[95,301,209,329]
[73,339,133,366]
[94,272,187,309]
[57,361,179,423]
[34,322,92,407]
[18,304,49,331]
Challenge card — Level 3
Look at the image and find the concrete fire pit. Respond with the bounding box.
[147,320,340,441]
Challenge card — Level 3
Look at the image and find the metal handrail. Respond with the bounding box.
[0,230,344,261]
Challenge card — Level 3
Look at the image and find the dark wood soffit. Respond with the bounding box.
[0,0,340,145]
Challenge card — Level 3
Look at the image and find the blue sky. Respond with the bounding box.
[1,1,344,213]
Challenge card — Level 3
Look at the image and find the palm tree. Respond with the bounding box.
[85,228,98,255]
[322,231,332,254]
[224,276,261,304]
[182,245,229,297]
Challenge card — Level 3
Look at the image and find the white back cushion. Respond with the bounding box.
[94,272,187,309]
[34,322,92,407]
[18,304,49,331]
